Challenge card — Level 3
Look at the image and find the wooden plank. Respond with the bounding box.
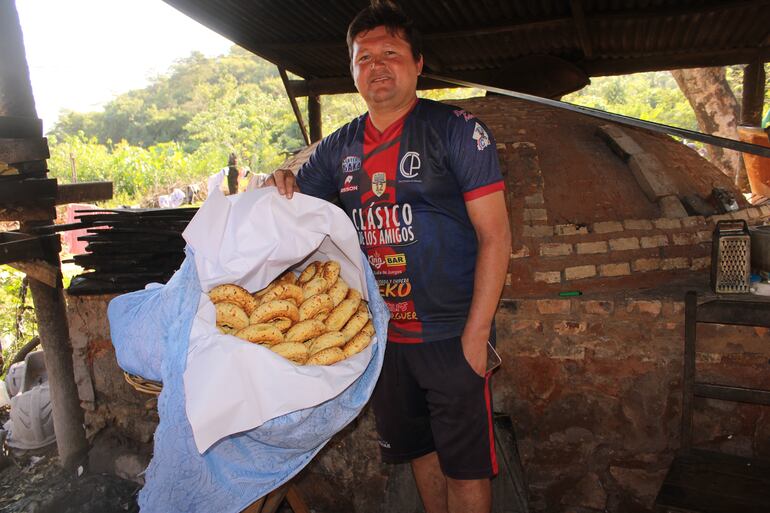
[694,383,770,406]
[627,153,677,201]
[0,138,49,164]
[0,178,57,203]
[55,181,113,205]
[278,68,309,146]
[696,299,770,328]
[597,124,645,160]
[681,291,697,451]
[0,204,56,222]
[0,116,42,138]
[5,259,62,288]
[0,233,45,264]
[285,485,311,513]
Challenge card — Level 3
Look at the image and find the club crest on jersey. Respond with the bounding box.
[399,151,421,179]
[473,122,490,151]
[342,155,361,173]
[372,172,387,197]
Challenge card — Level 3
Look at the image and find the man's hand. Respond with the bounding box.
[263,168,300,198]
[461,329,488,377]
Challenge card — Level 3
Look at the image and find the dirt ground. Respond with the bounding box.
[0,407,139,513]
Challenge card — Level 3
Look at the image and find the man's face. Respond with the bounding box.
[351,26,423,111]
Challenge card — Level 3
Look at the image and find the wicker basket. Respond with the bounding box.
[124,372,163,396]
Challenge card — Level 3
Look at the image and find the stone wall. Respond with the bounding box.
[67,293,156,482]
[293,289,770,513]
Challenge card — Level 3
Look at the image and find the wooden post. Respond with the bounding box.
[741,59,765,127]
[278,67,310,146]
[308,95,322,142]
[1,0,87,469]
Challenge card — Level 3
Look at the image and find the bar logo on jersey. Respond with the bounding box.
[342,155,361,173]
[372,172,387,197]
[367,247,407,276]
[351,203,416,247]
[340,174,358,193]
[399,151,421,179]
[473,122,490,151]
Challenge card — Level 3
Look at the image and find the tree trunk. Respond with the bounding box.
[671,67,749,191]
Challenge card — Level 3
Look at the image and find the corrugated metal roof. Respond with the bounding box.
[163,0,770,94]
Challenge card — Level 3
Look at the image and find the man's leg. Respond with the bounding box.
[447,477,491,513]
[411,451,448,513]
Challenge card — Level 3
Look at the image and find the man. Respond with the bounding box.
[266,3,511,512]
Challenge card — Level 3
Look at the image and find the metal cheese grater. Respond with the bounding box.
[710,220,751,293]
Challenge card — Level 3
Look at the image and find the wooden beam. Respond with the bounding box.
[0,232,58,266]
[741,59,766,126]
[0,178,57,203]
[308,95,322,143]
[288,75,460,97]
[6,259,61,289]
[55,181,113,205]
[0,137,49,164]
[570,0,593,58]
[0,116,42,138]
[581,47,770,76]
[278,67,310,146]
[0,0,36,117]
[0,204,56,222]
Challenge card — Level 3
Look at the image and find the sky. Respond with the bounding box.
[16,0,234,131]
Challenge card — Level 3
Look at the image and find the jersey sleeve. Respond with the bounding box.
[445,112,505,202]
[296,137,338,201]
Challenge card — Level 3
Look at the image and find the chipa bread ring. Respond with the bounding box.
[325,297,361,332]
[343,331,372,358]
[236,323,284,345]
[320,261,341,286]
[328,278,349,307]
[270,342,309,364]
[299,294,334,321]
[302,277,329,299]
[250,299,300,324]
[209,284,259,315]
[297,262,320,284]
[306,347,345,366]
[260,283,304,306]
[285,319,327,344]
[308,331,346,355]
[215,302,249,330]
[341,310,369,341]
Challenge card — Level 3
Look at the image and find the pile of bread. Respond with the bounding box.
[209,260,373,366]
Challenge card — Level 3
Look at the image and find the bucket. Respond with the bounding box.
[737,126,770,197]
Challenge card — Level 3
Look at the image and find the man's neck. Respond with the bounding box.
[367,96,418,133]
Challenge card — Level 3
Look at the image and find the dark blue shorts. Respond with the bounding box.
[371,335,498,480]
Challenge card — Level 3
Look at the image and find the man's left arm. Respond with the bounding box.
[462,190,511,376]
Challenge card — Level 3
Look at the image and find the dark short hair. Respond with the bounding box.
[346,1,422,62]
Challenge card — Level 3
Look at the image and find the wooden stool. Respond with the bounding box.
[242,483,310,513]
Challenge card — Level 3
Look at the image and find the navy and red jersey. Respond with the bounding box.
[297,98,504,343]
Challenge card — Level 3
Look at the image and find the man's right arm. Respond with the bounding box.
[263,168,300,199]
[263,137,337,200]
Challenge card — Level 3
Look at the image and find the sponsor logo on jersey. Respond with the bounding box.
[473,122,490,151]
[340,174,358,193]
[351,203,416,248]
[342,155,361,173]
[453,109,476,122]
[371,172,387,197]
[399,151,421,179]
[386,253,406,267]
[378,278,412,298]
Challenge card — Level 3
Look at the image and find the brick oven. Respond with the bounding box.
[65,95,770,513]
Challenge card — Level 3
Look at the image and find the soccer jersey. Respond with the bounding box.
[297,99,504,343]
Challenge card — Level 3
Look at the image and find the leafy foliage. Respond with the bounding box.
[0,266,37,375]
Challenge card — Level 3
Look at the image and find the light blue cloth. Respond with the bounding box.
[108,248,388,513]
